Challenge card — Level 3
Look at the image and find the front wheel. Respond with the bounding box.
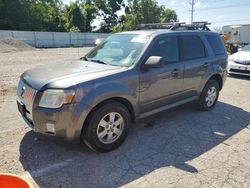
[82,102,131,152]
[196,79,220,111]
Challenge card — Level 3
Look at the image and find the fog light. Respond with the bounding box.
[46,122,55,133]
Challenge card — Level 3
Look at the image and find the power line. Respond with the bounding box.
[175,6,187,11]
[175,0,233,13]
[212,19,250,23]
[196,3,250,11]
[202,0,229,3]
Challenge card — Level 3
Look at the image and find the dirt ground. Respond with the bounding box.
[0,38,35,53]
[0,48,250,188]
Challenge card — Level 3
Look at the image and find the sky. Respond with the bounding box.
[62,0,250,30]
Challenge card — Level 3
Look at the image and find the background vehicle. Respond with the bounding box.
[222,24,250,54]
[17,24,228,152]
[228,44,250,76]
[222,24,250,45]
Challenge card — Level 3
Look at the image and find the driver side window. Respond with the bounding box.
[149,36,179,63]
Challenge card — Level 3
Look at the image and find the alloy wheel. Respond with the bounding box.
[96,112,124,144]
[205,86,217,107]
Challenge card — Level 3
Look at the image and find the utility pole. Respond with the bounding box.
[191,0,194,23]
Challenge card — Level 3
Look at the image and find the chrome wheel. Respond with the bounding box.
[205,86,217,107]
[97,112,124,144]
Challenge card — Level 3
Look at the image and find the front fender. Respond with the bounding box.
[72,82,139,138]
[83,83,138,108]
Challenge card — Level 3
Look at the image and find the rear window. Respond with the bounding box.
[181,35,206,61]
[205,35,225,55]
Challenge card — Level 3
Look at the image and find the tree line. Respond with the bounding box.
[0,0,178,33]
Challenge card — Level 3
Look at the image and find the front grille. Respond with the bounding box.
[17,80,37,108]
[230,69,250,74]
[234,61,250,65]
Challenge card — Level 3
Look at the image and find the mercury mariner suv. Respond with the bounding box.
[17,25,228,152]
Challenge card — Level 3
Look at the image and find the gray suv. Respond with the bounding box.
[17,29,227,152]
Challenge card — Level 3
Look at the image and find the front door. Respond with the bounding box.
[139,35,184,113]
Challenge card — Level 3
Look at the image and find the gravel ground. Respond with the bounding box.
[0,38,35,53]
[0,48,250,188]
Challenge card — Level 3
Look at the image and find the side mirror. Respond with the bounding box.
[142,56,164,70]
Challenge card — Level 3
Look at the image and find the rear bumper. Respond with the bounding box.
[17,101,92,141]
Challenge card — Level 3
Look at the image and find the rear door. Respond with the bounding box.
[180,34,210,97]
[139,35,184,113]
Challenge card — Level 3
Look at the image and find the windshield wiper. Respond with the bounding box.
[80,57,108,65]
[80,56,89,61]
[90,59,108,65]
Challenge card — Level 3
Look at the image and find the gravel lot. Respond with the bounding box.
[0,48,250,188]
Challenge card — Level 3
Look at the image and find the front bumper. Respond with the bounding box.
[227,61,250,76]
[17,100,92,141]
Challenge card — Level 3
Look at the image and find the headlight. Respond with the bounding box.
[39,89,75,108]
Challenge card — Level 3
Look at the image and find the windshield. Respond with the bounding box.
[241,44,250,52]
[85,34,150,67]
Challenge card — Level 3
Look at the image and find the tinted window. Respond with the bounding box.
[149,36,179,62]
[181,35,206,60]
[206,35,225,55]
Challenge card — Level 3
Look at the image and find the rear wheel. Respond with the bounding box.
[82,102,131,152]
[196,79,220,111]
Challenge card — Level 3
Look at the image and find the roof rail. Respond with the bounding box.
[192,21,211,24]
[135,22,185,30]
[135,21,211,31]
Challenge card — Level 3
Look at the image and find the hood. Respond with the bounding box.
[22,60,124,90]
[229,51,250,62]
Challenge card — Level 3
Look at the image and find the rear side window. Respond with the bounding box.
[205,35,225,55]
[149,36,179,62]
[181,35,206,61]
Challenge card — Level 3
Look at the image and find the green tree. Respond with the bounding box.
[63,0,98,32]
[160,7,178,23]
[123,0,178,30]
[63,1,85,32]
[95,0,125,33]
[0,0,27,30]
[0,0,65,31]
[0,0,177,33]
[28,0,65,31]
[83,1,98,32]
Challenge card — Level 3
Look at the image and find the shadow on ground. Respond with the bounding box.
[19,102,250,187]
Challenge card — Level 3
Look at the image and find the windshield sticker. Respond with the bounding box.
[131,36,148,43]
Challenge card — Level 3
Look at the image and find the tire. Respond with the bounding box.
[82,102,131,152]
[196,79,220,111]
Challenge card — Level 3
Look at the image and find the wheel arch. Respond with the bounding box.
[91,97,135,122]
[81,97,136,138]
[209,74,223,90]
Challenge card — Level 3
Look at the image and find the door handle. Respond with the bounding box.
[202,62,209,67]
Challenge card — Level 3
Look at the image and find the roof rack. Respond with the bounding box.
[135,21,211,31]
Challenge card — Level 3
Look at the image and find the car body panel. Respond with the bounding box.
[22,61,125,90]
[138,62,184,113]
[230,51,250,62]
